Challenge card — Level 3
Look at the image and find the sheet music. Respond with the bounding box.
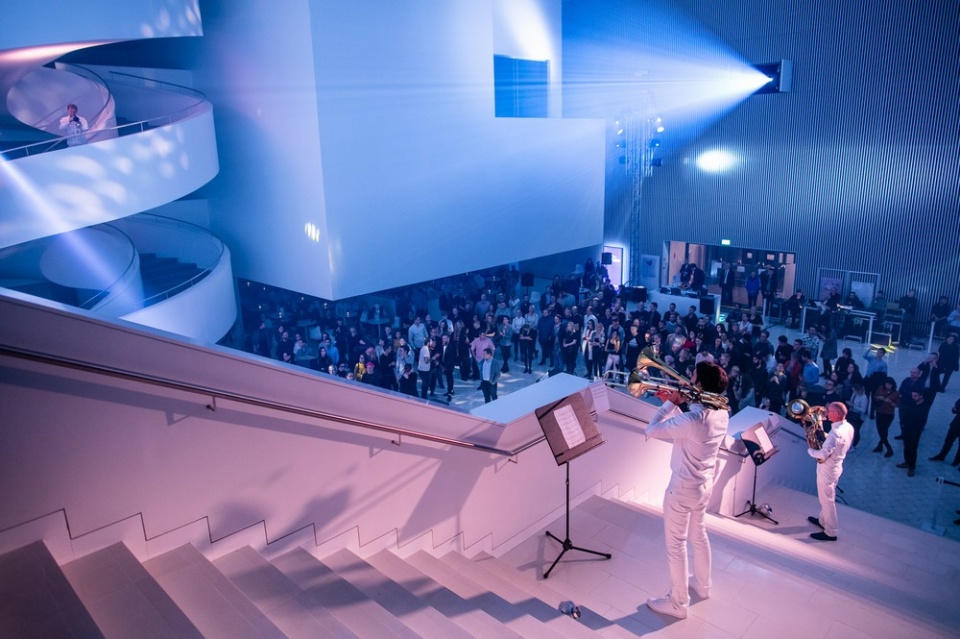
[554,404,586,449]
[754,425,774,453]
[589,381,610,413]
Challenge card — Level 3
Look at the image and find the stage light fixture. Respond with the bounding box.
[752,59,793,94]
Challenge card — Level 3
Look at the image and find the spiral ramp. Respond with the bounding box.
[0,0,233,342]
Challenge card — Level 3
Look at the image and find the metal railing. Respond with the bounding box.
[76,223,139,310]
[0,344,547,458]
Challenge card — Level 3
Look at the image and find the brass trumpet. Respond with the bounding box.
[787,399,827,461]
[603,347,729,411]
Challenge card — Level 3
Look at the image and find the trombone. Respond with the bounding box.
[603,347,729,411]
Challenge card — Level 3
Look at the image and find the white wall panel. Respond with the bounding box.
[199,0,603,301]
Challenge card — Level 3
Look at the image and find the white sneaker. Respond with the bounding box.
[688,574,710,599]
[647,595,688,619]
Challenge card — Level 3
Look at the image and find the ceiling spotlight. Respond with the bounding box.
[752,59,793,94]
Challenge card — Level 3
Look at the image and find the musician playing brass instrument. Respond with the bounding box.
[807,402,854,542]
[638,361,729,619]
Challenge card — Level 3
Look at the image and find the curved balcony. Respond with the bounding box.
[0,214,235,343]
[114,214,236,343]
[0,69,219,249]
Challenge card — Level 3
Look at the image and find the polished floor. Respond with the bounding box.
[439,316,960,544]
[497,491,960,638]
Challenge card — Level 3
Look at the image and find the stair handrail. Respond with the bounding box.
[74,223,139,310]
[0,343,547,458]
[103,69,207,101]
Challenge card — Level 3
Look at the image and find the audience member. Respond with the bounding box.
[872,377,899,457]
[917,352,942,394]
[897,389,933,477]
[929,398,960,466]
[480,348,501,403]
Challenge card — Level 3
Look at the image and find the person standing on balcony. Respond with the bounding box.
[59,104,89,146]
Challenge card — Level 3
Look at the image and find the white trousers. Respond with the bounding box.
[663,477,711,607]
[816,462,842,537]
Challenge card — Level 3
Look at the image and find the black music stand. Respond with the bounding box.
[535,393,611,578]
[735,422,779,525]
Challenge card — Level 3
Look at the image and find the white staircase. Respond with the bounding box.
[2,492,958,638]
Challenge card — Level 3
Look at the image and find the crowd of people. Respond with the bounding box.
[237,263,959,422]
[239,262,637,403]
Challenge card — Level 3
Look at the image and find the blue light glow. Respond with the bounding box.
[696,149,737,173]
[563,1,772,163]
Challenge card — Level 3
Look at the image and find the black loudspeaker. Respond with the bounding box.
[699,296,716,315]
[629,286,647,303]
[521,272,534,287]
[601,252,613,265]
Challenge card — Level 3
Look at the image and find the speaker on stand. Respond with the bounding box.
[521,272,535,295]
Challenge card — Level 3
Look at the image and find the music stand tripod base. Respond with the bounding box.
[544,463,612,579]
[735,501,779,525]
[735,447,779,525]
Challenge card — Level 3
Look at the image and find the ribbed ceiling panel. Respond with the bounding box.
[634,0,959,309]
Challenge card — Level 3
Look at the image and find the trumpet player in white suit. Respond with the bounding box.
[58,103,89,146]
[633,361,729,620]
[807,402,854,542]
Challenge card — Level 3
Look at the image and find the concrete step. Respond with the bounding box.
[404,550,570,639]
[271,546,421,638]
[213,546,359,639]
[62,542,201,639]
[321,548,475,639]
[143,543,285,639]
[0,540,103,638]
[439,550,601,639]
[466,551,640,639]
[365,550,523,639]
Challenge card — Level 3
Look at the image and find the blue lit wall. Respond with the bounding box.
[634,0,959,307]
